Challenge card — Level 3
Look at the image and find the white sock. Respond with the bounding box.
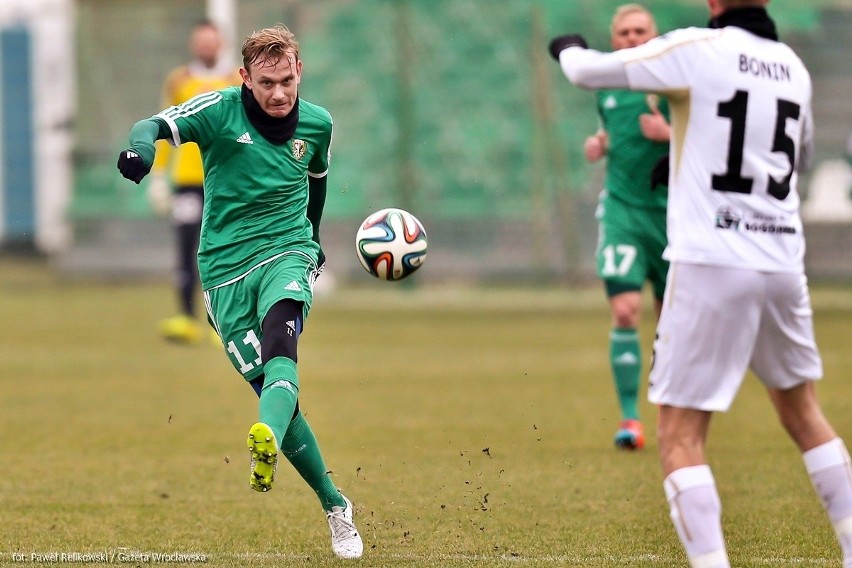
[803,438,852,566]
[664,465,730,568]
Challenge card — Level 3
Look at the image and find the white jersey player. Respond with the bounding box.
[551,1,852,567]
[562,13,813,275]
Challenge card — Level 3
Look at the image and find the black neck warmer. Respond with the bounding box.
[240,84,300,145]
[709,7,779,41]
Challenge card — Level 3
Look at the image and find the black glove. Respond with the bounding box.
[650,154,670,190]
[548,34,588,60]
[117,149,151,184]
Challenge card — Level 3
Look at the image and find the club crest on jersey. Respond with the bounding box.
[292,139,307,161]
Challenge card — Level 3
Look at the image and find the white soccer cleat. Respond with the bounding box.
[326,493,363,559]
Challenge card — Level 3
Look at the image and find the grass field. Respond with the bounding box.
[0,258,850,567]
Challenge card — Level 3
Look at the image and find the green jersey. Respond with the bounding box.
[596,89,669,210]
[153,87,331,289]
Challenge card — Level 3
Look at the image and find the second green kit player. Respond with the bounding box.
[593,88,669,450]
[577,5,671,451]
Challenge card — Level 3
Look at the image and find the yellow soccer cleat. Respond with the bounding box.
[158,315,205,345]
[247,422,278,492]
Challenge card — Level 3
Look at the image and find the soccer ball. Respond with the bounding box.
[355,208,428,281]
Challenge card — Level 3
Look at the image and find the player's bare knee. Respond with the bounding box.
[772,398,805,431]
[658,407,711,456]
[613,312,639,329]
[774,405,834,451]
[657,421,691,449]
[609,292,642,328]
[770,384,817,429]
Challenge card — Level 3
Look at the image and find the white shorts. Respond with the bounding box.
[648,263,823,412]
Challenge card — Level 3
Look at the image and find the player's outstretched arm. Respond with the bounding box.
[548,34,629,91]
[548,34,588,58]
[116,119,164,184]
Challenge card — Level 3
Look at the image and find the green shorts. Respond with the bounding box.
[595,194,668,300]
[203,252,319,381]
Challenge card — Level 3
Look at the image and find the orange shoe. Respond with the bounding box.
[614,419,645,450]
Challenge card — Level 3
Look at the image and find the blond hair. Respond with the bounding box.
[241,25,300,70]
[611,4,657,35]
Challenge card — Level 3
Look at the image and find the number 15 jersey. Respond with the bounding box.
[563,25,814,273]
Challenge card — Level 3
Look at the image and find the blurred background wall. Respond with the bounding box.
[3,0,850,283]
[0,0,74,254]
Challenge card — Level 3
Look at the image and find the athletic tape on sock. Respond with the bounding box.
[803,438,851,474]
[664,464,715,502]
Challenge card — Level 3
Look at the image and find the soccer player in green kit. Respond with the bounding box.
[582,4,670,450]
[117,25,363,559]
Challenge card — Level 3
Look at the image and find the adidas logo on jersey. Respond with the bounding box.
[236,132,253,144]
[284,280,301,292]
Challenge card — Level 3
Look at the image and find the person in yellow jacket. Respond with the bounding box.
[149,20,241,344]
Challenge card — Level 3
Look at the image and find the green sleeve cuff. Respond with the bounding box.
[128,119,167,166]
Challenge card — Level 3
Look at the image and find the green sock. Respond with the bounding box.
[281,412,346,511]
[610,328,641,420]
[258,357,300,445]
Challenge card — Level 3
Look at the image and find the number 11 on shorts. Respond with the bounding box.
[226,329,263,374]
